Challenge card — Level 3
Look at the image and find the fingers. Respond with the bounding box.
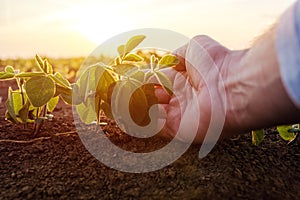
[148,67,178,104]
[155,35,230,144]
[173,35,229,71]
[155,87,171,104]
[184,35,229,89]
[153,67,189,104]
[173,44,188,71]
[191,35,230,66]
[156,98,181,140]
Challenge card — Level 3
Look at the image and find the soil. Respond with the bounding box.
[0,81,300,200]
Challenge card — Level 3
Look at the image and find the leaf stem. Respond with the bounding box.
[33,107,40,136]
[36,104,47,135]
[18,77,27,129]
[97,100,101,124]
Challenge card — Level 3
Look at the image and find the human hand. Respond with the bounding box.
[156,35,246,144]
[156,30,300,144]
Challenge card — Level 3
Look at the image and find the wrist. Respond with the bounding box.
[223,29,300,135]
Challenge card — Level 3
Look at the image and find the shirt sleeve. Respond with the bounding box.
[276,0,300,109]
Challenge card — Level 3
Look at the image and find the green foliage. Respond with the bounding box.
[0,66,15,79]
[74,35,178,128]
[277,125,298,142]
[251,124,299,145]
[251,129,264,146]
[158,54,180,69]
[6,87,19,123]
[0,55,72,135]
[124,35,146,55]
[25,76,55,107]
[1,35,298,145]
[0,35,178,136]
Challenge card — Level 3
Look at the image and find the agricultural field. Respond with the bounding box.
[2,0,300,198]
[0,42,299,199]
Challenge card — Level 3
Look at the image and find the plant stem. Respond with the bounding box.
[33,107,40,136]
[34,105,47,136]
[97,100,101,124]
[18,78,25,105]
[19,78,27,129]
[43,104,47,118]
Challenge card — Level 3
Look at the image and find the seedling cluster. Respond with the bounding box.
[0,35,178,135]
[73,35,178,128]
[0,35,298,145]
[252,124,300,146]
[0,55,73,135]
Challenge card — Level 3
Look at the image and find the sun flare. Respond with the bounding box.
[61,3,134,45]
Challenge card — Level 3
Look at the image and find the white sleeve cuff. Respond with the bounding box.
[276,0,300,109]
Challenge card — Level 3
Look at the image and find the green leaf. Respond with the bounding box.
[104,81,116,106]
[35,54,45,73]
[61,93,73,105]
[25,76,55,107]
[114,57,122,65]
[76,99,97,124]
[15,72,45,78]
[5,111,18,124]
[5,87,19,123]
[53,84,72,105]
[144,71,154,82]
[150,55,158,71]
[77,70,90,102]
[130,70,145,83]
[54,84,72,97]
[77,65,99,102]
[5,65,15,73]
[71,83,83,105]
[137,83,158,126]
[277,125,297,141]
[75,64,116,122]
[155,71,173,95]
[125,35,146,54]
[129,86,148,126]
[47,96,59,112]
[158,54,179,69]
[10,91,24,118]
[117,45,125,56]
[96,68,116,102]
[101,101,113,119]
[113,64,138,76]
[123,53,144,62]
[251,130,264,146]
[49,72,71,88]
[113,80,148,127]
[19,100,30,123]
[44,59,53,74]
[0,72,14,79]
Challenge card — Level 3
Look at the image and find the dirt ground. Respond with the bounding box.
[0,81,300,199]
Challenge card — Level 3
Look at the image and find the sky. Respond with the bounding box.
[0,0,296,58]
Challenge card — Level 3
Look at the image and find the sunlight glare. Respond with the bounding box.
[64,3,134,45]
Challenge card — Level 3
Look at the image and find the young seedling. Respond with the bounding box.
[74,35,179,131]
[0,55,72,135]
[252,123,300,146]
[0,35,178,137]
[1,37,298,146]
[277,124,299,144]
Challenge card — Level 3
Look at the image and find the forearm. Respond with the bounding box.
[225,26,300,133]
